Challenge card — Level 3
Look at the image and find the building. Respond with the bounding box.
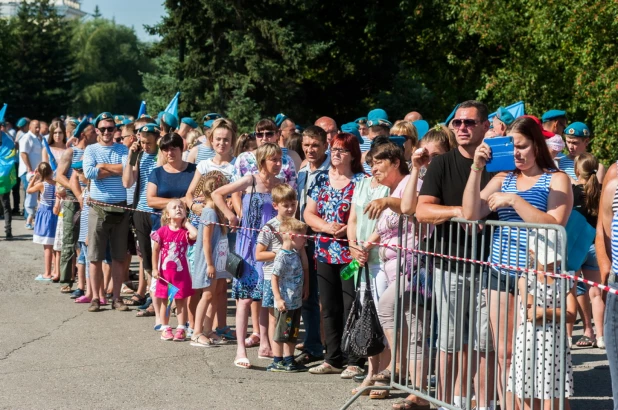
[0,0,86,20]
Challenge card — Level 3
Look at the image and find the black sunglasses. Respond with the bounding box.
[451,119,479,128]
[98,126,116,133]
[254,131,276,138]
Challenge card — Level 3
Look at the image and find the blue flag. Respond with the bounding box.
[41,136,57,171]
[165,92,180,120]
[0,103,7,123]
[488,101,525,122]
[166,282,180,316]
[137,101,147,118]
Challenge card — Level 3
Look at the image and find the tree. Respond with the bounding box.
[7,0,73,119]
[70,18,152,115]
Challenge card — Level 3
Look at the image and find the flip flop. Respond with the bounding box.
[35,274,52,281]
[216,326,236,341]
[576,335,595,347]
[233,358,251,369]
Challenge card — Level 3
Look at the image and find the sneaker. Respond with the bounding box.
[161,327,174,341]
[70,289,85,299]
[87,299,101,312]
[173,328,186,341]
[267,361,286,372]
[112,299,130,311]
[186,328,194,340]
[283,362,309,373]
[25,223,33,230]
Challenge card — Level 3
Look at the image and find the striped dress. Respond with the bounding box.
[490,171,553,277]
[611,162,618,275]
[33,182,58,245]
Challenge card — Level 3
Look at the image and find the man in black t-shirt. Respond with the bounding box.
[417,100,494,409]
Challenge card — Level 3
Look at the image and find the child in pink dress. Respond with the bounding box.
[151,198,198,342]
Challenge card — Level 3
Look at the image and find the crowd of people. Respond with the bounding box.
[0,101,616,410]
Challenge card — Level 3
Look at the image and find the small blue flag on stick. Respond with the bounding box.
[166,282,179,316]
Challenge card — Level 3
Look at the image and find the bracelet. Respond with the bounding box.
[470,164,483,172]
[190,203,195,212]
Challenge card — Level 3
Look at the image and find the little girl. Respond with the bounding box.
[508,270,576,409]
[28,162,58,281]
[190,171,228,347]
[151,198,198,341]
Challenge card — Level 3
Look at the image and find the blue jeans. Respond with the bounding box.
[19,173,28,219]
[604,276,618,410]
[301,240,323,357]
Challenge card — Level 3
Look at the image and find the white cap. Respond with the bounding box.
[546,134,565,152]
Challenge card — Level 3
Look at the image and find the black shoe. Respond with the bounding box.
[5,232,13,240]
[11,209,20,216]
[295,351,325,365]
[283,362,309,373]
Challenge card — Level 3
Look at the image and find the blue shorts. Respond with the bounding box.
[77,241,90,279]
[262,279,274,308]
[581,244,599,271]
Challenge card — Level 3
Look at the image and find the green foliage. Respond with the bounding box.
[7,0,73,119]
[70,18,152,115]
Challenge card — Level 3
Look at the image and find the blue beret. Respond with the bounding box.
[204,119,215,129]
[564,122,591,138]
[295,124,304,132]
[16,117,29,128]
[202,113,222,122]
[121,119,133,127]
[73,117,91,137]
[412,120,430,140]
[159,112,179,130]
[275,113,288,127]
[495,107,515,126]
[138,123,161,134]
[93,112,114,128]
[367,108,392,128]
[541,110,567,123]
[181,117,199,129]
[139,114,152,119]
[71,161,83,170]
[341,122,363,144]
[354,117,368,125]
[113,115,125,123]
[67,118,80,127]
[388,136,407,148]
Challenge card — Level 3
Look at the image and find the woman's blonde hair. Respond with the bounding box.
[185,130,201,151]
[234,133,256,157]
[255,142,282,172]
[575,153,601,217]
[161,198,186,227]
[391,120,418,148]
[208,118,238,149]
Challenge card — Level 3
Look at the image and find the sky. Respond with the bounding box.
[79,0,166,42]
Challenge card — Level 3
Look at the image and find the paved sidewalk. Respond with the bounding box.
[0,217,612,409]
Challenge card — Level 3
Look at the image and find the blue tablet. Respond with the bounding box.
[485,136,516,173]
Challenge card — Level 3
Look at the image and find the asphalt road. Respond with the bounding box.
[0,215,613,409]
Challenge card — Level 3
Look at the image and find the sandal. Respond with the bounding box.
[392,399,430,409]
[124,295,147,306]
[216,326,237,341]
[233,357,251,369]
[308,363,343,374]
[74,295,91,304]
[596,336,606,349]
[372,369,395,382]
[244,332,260,348]
[207,331,227,345]
[369,383,390,399]
[351,379,375,396]
[576,335,595,347]
[136,308,155,317]
[341,365,364,379]
[120,284,135,295]
[190,333,214,347]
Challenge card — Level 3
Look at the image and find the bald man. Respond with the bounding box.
[315,116,338,146]
[404,111,423,122]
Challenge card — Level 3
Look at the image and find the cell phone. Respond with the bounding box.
[485,136,516,173]
[129,145,142,166]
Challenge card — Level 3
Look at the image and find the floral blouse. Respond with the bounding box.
[233,149,297,188]
[308,171,366,264]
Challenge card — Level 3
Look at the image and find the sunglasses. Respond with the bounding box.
[331,147,350,154]
[98,126,116,134]
[254,131,276,138]
[451,119,479,128]
[114,137,123,143]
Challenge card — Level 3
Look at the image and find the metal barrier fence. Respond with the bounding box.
[342,216,570,410]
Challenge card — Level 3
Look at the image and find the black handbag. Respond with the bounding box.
[225,175,256,279]
[341,263,385,358]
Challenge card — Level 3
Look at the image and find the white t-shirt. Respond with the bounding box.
[18,132,43,176]
[196,158,236,183]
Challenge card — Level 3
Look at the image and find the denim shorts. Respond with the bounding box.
[581,243,599,271]
[262,279,274,308]
[77,241,90,278]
